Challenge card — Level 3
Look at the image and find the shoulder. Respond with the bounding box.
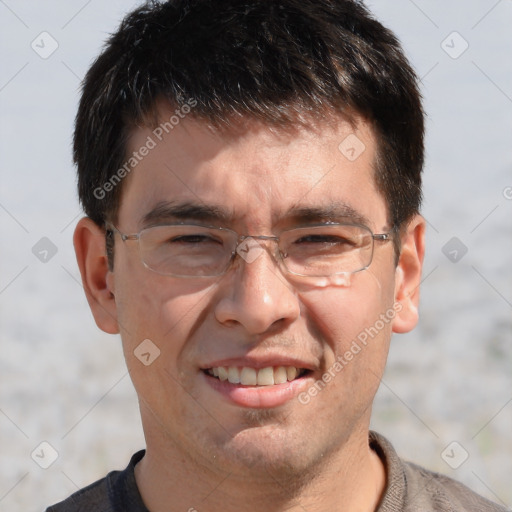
[45,450,147,512]
[370,431,509,512]
[45,474,112,512]
[402,460,509,512]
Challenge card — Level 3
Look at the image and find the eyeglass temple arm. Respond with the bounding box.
[104,223,139,242]
[373,233,391,241]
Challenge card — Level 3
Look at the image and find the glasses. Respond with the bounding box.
[106,223,393,278]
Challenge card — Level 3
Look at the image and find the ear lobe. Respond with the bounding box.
[73,217,119,334]
[392,215,426,334]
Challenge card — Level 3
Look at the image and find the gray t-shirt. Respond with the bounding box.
[46,431,509,511]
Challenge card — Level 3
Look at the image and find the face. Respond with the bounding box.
[77,105,424,478]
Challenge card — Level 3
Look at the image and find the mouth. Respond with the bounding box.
[203,366,310,386]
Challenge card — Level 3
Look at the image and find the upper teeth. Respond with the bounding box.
[209,366,304,386]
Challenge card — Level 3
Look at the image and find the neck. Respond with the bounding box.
[135,422,386,512]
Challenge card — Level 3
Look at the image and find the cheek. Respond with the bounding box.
[113,266,218,362]
[113,272,220,418]
[300,285,371,339]
[298,271,396,367]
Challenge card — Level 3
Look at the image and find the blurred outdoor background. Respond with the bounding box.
[0,0,511,510]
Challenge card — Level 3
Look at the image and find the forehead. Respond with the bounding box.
[118,105,387,231]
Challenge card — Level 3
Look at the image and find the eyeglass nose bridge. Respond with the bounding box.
[231,234,286,268]
[238,234,280,243]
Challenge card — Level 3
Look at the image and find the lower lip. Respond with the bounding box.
[202,371,311,409]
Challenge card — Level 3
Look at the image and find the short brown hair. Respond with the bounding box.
[74,0,424,234]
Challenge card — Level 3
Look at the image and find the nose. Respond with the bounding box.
[214,239,301,334]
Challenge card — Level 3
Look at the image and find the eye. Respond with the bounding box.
[294,234,354,246]
[169,235,222,244]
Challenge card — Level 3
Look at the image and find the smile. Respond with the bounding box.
[205,366,308,386]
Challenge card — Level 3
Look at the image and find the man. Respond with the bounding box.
[47,0,507,510]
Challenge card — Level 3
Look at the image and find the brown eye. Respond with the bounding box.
[170,235,221,244]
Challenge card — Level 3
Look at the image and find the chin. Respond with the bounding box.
[204,418,329,481]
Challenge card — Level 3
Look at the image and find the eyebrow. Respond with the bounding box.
[140,200,371,229]
[141,201,233,228]
[283,203,371,228]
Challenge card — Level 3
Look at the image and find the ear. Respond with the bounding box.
[392,215,426,334]
[73,217,119,334]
